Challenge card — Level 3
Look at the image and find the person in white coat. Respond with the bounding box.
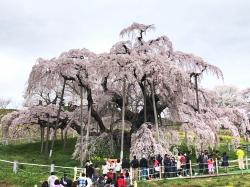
[102,162,109,176]
[85,174,92,187]
[47,172,58,187]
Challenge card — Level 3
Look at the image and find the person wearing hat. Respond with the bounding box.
[236,147,245,170]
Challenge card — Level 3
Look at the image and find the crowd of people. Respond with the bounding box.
[41,147,245,187]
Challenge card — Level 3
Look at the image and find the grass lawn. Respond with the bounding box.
[138,173,250,187]
[0,136,250,186]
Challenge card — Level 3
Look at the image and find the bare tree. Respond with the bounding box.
[0,97,12,109]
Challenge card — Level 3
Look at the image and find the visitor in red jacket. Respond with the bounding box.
[117,175,126,187]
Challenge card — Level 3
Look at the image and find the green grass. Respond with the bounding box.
[0,135,250,186]
[0,137,131,187]
[0,138,80,186]
[138,174,250,187]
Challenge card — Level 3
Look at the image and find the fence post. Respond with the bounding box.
[74,167,77,181]
[49,150,53,158]
[215,158,218,176]
[159,165,162,179]
[134,180,137,187]
[130,167,133,185]
[83,168,86,174]
[5,139,8,145]
[50,164,55,172]
[139,168,141,180]
[147,167,149,179]
[190,160,193,178]
[13,160,18,174]
[245,156,248,170]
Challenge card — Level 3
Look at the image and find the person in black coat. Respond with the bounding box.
[60,173,70,186]
[86,164,94,180]
[130,155,139,181]
[221,152,229,173]
[197,152,204,175]
[163,154,172,178]
[186,151,197,176]
[122,157,130,173]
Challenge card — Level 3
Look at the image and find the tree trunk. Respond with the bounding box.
[44,117,50,156]
[86,104,92,160]
[63,129,67,151]
[80,86,84,167]
[120,79,126,159]
[144,79,147,123]
[151,82,160,143]
[41,127,44,153]
[195,75,200,113]
[61,129,63,140]
[110,103,115,151]
[50,78,66,158]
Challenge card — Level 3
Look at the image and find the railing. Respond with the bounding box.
[0,159,85,187]
[1,157,250,187]
[134,157,250,181]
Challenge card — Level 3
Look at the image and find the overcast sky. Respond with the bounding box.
[0,0,249,109]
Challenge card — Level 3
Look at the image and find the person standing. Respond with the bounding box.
[48,172,58,187]
[86,164,94,181]
[85,173,92,187]
[124,172,130,187]
[130,156,139,181]
[115,159,122,178]
[102,162,109,176]
[176,152,182,176]
[163,154,172,178]
[197,152,204,175]
[148,157,154,179]
[186,151,197,176]
[107,169,115,181]
[203,152,209,174]
[207,158,214,174]
[117,175,127,187]
[93,164,100,185]
[122,157,130,173]
[78,173,87,187]
[60,173,69,186]
[221,152,229,173]
[171,157,177,177]
[236,147,245,170]
[157,154,163,166]
[140,155,148,180]
[180,153,187,177]
[109,161,116,180]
